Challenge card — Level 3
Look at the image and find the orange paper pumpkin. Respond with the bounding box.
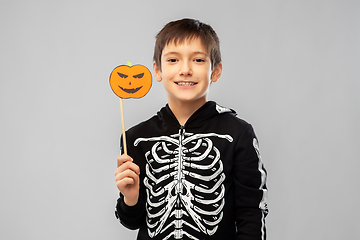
[109,62,152,99]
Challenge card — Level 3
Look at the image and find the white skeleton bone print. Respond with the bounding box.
[134,129,233,240]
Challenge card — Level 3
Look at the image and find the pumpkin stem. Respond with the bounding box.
[127,62,132,67]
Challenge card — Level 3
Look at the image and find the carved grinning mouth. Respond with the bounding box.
[118,85,143,93]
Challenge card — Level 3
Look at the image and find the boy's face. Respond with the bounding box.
[153,38,222,107]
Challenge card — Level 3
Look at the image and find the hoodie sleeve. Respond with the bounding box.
[115,192,146,230]
[233,124,268,240]
[114,134,146,230]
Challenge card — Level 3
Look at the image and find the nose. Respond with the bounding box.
[179,62,192,76]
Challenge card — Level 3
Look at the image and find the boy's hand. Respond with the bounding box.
[115,154,140,206]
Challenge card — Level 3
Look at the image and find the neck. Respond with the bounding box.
[168,99,206,126]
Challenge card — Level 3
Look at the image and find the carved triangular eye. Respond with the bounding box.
[133,73,144,78]
[117,72,128,78]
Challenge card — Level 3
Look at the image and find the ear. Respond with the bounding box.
[153,61,162,82]
[211,63,222,83]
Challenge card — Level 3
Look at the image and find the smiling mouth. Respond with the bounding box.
[119,85,143,93]
[176,82,197,86]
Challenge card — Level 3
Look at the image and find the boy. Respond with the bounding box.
[115,18,268,240]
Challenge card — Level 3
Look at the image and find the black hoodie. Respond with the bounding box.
[115,101,268,240]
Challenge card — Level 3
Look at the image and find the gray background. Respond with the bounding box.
[1,0,359,239]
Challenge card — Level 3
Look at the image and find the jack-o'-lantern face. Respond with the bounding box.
[109,63,152,99]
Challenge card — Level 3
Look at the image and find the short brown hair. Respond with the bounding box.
[153,18,221,71]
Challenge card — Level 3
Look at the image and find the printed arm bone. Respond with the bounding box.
[253,138,267,189]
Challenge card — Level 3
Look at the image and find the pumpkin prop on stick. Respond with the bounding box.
[109,62,152,154]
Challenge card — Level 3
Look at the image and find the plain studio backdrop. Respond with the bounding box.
[0,0,359,239]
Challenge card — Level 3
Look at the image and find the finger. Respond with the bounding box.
[116,161,140,176]
[116,174,140,191]
[117,154,133,167]
[116,177,135,191]
[115,168,140,182]
[117,177,135,186]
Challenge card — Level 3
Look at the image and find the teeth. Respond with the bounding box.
[177,82,195,86]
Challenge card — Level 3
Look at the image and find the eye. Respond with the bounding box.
[133,73,144,79]
[117,72,128,78]
[194,58,205,63]
[167,58,178,63]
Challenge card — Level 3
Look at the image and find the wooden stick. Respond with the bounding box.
[119,98,127,155]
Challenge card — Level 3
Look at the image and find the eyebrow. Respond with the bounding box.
[163,51,208,57]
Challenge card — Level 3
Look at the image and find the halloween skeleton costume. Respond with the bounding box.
[115,101,268,240]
